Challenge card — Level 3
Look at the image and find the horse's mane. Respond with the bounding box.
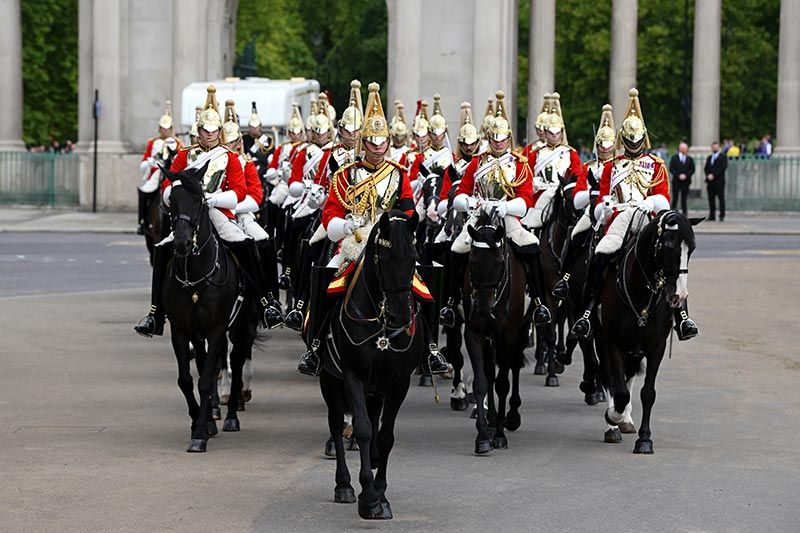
[165,161,208,199]
[639,210,696,251]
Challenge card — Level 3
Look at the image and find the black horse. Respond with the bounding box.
[160,164,258,452]
[464,210,531,454]
[596,210,699,453]
[318,211,426,520]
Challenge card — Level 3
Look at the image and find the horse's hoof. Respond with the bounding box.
[633,439,654,454]
[604,428,622,443]
[533,362,547,375]
[618,421,637,434]
[418,374,433,387]
[324,438,336,458]
[584,393,601,406]
[554,361,566,375]
[236,401,245,412]
[219,395,229,406]
[558,350,572,366]
[380,497,393,519]
[467,392,477,404]
[491,436,508,449]
[545,375,559,387]
[595,389,607,403]
[222,418,240,432]
[474,440,493,455]
[450,397,469,411]
[579,381,593,394]
[207,420,218,437]
[211,407,222,420]
[469,406,478,419]
[605,410,624,426]
[358,499,392,520]
[242,389,252,403]
[186,438,207,453]
[346,437,359,451]
[334,486,356,504]
[505,411,521,432]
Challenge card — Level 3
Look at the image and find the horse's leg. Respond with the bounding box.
[188,329,225,452]
[484,340,497,430]
[579,338,604,405]
[465,330,492,455]
[242,355,254,403]
[219,351,231,406]
[341,369,386,519]
[618,373,638,434]
[366,394,383,469]
[373,377,412,519]
[602,343,630,443]
[634,347,665,454]
[223,324,251,432]
[555,304,569,369]
[492,364,510,449]
[320,372,355,503]
[533,326,547,375]
[506,358,523,431]
[445,324,468,411]
[171,330,199,439]
[544,323,559,387]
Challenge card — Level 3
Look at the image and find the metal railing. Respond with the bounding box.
[705,155,800,211]
[0,152,80,207]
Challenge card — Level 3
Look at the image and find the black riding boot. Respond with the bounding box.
[521,245,552,326]
[228,239,279,329]
[440,251,467,328]
[552,229,588,300]
[136,190,150,235]
[134,242,170,337]
[673,300,698,341]
[285,238,313,331]
[257,239,284,328]
[297,266,336,376]
[571,252,612,339]
[417,264,449,375]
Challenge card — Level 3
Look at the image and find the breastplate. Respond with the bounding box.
[186,146,229,192]
[535,146,570,186]
[612,157,655,205]
[475,154,517,200]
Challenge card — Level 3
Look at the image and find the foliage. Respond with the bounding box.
[21,0,78,146]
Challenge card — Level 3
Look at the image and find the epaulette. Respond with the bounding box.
[242,153,253,163]
[222,145,237,154]
[511,149,528,164]
[383,158,407,172]
[648,153,665,164]
[179,144,196,152]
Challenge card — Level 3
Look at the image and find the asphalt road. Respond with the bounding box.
[1,232,799,532]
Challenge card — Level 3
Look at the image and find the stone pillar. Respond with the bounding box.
[527,0,555,142]
[0,0,25,150]
[609,0,637,124]
[77,0,94,148]
[776,0,800,155]
[689,0,721,154]
[386,0,423,116]
[474,0,518,134]
[173,0,207,131]
[91,0,127,152]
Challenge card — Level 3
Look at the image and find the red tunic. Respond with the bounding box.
[597,156,671,206]
[289,145,329,187]
[527,146,584,203]
[243,159,263,205]
[164,146,245,219]
[439,154,466,202]
[455,154,534,209]
[322,161,415,230]
[407,151,425,183]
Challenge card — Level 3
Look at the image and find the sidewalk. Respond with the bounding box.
[0,207,797,235]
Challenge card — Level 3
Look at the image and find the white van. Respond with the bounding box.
[180,77,320,142]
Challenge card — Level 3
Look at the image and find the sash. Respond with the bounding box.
[475,152,514,182]
[303,147,325,178]
[350,162,396,199]
[533,146,566,177]
[610,160,633,191]
[186,145,227,171]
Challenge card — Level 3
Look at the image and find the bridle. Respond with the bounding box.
[468,224,510,318]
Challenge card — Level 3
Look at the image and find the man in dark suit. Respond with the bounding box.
[668,142,694,214]
[704,141,728,221]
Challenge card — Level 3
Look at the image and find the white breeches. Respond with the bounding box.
[269,181,289,206]
[571,210,592,238]
[309,223,327,244]
[139,170,160,193]
[595,208,649,255]
[237,212,268,241]
[522,186,558,229]
[451,215,538,254]
[209,208,247,242]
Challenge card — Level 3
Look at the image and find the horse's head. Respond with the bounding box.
[371,210,419,329]
[466,212,506,317]
[654,211,702,308]
[163,162,209,258]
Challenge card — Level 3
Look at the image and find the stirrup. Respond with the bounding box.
[134,307,164,337]
[284,301,304,332]
[263,298,284,329]
[552,274,570,300]
[571,311,593,339]
[297,340,321,376]
[427,345,449,375]
[440,306,456,329]
[532,298,552,326]
[676,311,698,341]
[278,269,292,290]
[136,223,145,236]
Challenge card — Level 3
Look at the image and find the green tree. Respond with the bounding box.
[21,0,78,146]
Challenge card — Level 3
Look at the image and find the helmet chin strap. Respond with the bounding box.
[623,137,644,158]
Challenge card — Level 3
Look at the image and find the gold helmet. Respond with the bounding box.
[543,91,567,145]
[158,100,173,130]
[362,82,389,145]
[390,100,408,139]
[487,90,512,143]
[306,99,318,130]
[197,85,222,133]
[457,102,479,145]
[481,98,495,135]
[248,101,261,128]
[339,80,363,133]
[287,102,304,135]
[189,105,202,138]
[310,99,333,135]
[222,99,241,144]
[617,88,650,150]
[534,93,553,131]
[412,100,430,137]
[429,93,447,135]
[595,104,616,149]
[319,92,336,125]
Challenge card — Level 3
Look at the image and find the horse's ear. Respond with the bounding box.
[688,216,705,226]
[184,160,210,181]
[493,225,504,243]
[160,164,176,182]
[407,211,419,233]
[467,224,479,242]
[379,211,390,233]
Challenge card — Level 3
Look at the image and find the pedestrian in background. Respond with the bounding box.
[669,141,694,214]
[705,141,727,221]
